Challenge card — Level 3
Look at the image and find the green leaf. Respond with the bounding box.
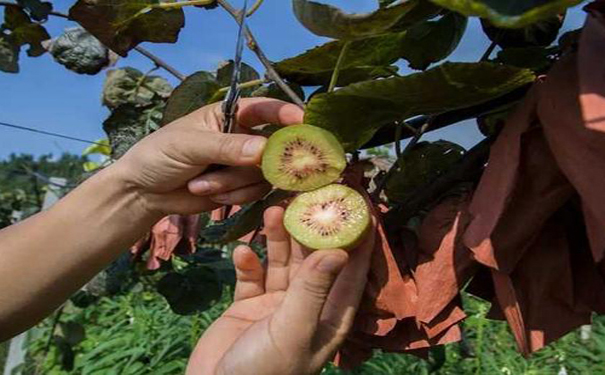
[82,138,111,157]
[480,14,565,48]
[495,46,554,71]
[304,62,534,151]
[252,82,306,104]
[102,67,172,110]
[103,102,165,159]
[292,0,419,40]
[0,34,19,73]
[16,0,52,22]
[2,5,49,57]
[157,267,222,315]
[48,27,113,75]
[385,141,465,203]
[68,0,185,56]
[429,0,581,28]
[199,189,292,244]
[216,60,261,96]
[274,33,404,86]
[399,12,467,70]
[161,71,220,126]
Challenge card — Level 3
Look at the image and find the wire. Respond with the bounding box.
[0,120,107,147]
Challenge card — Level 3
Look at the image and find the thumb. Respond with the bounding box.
[272,250,348,341]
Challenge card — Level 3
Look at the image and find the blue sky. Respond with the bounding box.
[0,0,589,159]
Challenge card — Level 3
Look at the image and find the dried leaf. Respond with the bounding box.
[69,0,185,56]
[102,67,172,110]
[0,34,19,73]
[2,5,49,57]
[48,27,111,75]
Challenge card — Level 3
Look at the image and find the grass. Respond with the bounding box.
[21,286,605,375]
[0,340,8,373]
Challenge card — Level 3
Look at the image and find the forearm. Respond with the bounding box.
[0,164,161,340]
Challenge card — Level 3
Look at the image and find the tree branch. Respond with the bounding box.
[133,46,186,81]
[246,0,264,17]
[0,1,187,82]
[216,0,305,109]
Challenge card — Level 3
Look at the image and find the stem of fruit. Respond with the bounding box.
[217,78,267,93]
[0,2,189,82]
[216,0,306,109]
[246,0,265,17]
[328,41,351,93]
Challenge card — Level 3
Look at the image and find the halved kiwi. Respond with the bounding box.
[284,184,370,250]
[261,124,346,192]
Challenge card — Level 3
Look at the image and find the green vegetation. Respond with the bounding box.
[19,288,605,375]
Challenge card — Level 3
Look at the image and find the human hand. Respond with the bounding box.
[113,98,304,216]
[187,206,375,375]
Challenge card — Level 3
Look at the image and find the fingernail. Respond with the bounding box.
[316,253,347,274]
[190,179,212,194]
[242,137,266,158]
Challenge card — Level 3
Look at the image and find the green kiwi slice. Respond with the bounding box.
[284,184,370,250]
[261,124,346,192]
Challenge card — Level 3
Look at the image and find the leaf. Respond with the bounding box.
[2,5,50,57]
[161,71,220,126]
[216,60,261,96]
[16,0,52,22]
[102,67,172,110]
[103,102,165,159]
[429,0,581,28]
[0,34,19,73]
[59,322,86,346]
[82,138,111,157]
[157,267,222,315]
[68,0,185,56]
[399,12,467,70]
[496,46,554,71]
[273,33,404,86]
[252,82,306,104]
[304,62,534,151]
[199,189,292,244]
[292,0,418,40]
[481,14,565,48]
[48,27,112,75]
[385,141,465,203]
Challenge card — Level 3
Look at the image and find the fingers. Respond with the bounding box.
[208,182,271,205]
[188,166,264,196]
[233,245,265,301]
[271,250,348,341]
[235,98,304,129]
[264,207,291,292]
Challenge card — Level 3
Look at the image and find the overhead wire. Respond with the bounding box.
[0,120,108,148]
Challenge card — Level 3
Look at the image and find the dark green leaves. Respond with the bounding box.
[48,27,115,75]
[157,267,223,315]
[429,0,581,28]
[102,67,172,110]
[496,46,554,71]
[68,0,185,56]
[385,141,465,203]
[16,0,52,22]
[399,12,467,70]
[481,14,564,48]
[103,102,164,159]
[274,34,403,86]
[305,62,534,151]
[161,71,220,125]
[292,0,417,39]
[200,190,292,244]
[1,5,50,57]
[0,35,19,73]
[217,60,261,96]
[252,82,306,104]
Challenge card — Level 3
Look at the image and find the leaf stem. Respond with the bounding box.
[217,78,267,93]
[246,0,264,17]
[157,0,216,10]
[480,40,498,61]
[216,0,305,109]
[328,41,350,93]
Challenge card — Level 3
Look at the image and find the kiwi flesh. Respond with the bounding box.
[262,124,346,192]
[284,184,370,250]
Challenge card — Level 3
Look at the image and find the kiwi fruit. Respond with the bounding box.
[284,184,370,250]
[262,124,346,192]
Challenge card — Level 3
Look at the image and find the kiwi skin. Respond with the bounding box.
[261,124,346,192]
[283,184,370,251]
